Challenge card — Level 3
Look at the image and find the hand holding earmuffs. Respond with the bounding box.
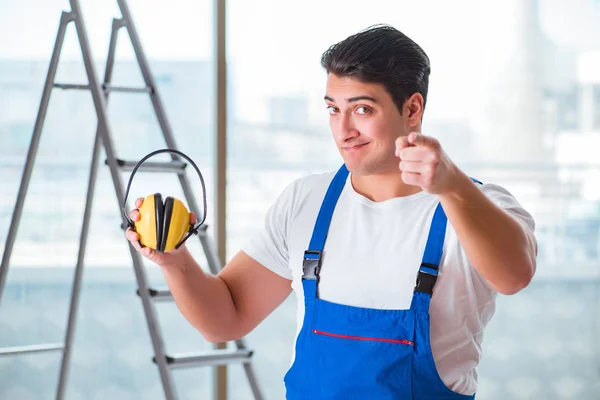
[122,149,207,267]
[126,198,197,266]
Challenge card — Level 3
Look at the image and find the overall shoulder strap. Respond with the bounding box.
[302,164,349,299]
[410,202,448,312]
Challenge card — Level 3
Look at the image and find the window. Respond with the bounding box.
[2,0,600,399]
[227,0,600,399]
[0,0,215,398]
[594,84,600,130]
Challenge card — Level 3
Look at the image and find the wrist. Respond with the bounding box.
[439,165,474,202]
[159,245,193,273]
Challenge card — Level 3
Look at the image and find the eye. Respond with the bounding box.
[355,106,372,115]
[326,105,339,115]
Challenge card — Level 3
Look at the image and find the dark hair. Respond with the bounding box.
[321,24,431,114]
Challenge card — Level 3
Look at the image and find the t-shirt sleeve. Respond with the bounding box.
[241,180,299,281]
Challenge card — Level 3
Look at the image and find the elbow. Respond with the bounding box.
[203,334,228,344]
[202,331,234,344]
[495,259,536,296]
[201,326,246,344]
[496,278,529,296]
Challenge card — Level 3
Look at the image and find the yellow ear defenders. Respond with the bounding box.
[122,149,207,253]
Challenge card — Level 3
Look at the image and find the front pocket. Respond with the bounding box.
[313,329,414,345]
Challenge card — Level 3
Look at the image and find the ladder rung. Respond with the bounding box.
[107,158,187,173]
[54,83,151,93]
[103,84,151,93]
[155,349,254,369]
[54,83,89,90]
[137,287,173,301]
[0,343,64,356]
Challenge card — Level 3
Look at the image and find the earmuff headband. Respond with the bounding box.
[122,149,208,240]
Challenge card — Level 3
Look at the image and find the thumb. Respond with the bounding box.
[190,211,197,225]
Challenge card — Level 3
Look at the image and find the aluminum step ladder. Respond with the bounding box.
[0,1,264,399]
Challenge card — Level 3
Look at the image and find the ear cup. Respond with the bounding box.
[135,194,158,249]
[163,198,190,252]
[154,193,164,251]
[159,197,174,253]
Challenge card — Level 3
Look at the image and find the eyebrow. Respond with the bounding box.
[324,95,378,103]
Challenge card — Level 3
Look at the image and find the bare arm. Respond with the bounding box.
[126,199,292,342]
[396,132,537,296]
[438,169,537,295]
[160,249,292,342]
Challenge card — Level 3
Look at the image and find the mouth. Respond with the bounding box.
[342,142,369,151]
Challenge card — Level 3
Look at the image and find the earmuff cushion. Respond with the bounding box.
[154,193,164,252]
[160,197,174,253]
[165,199,191,252]
[135,194,158,249]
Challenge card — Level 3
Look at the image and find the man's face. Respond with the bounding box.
[325,74,421,176]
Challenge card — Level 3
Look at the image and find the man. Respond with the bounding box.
[126,24,537,399]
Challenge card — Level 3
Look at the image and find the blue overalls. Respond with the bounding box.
[283,165,477,400]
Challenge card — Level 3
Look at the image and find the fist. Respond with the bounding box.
[394,132,458,195]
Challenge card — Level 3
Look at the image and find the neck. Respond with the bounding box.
[351,169,423,202]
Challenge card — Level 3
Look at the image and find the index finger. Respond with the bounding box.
[395,136,412,157]
[135,197,144,208]
[408,132,439,149]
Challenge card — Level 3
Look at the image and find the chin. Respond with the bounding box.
[344,162,375,176]
[343,158,395,176]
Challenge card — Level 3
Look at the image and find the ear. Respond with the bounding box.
[404,93,424,128]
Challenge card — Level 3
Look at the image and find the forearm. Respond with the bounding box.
[439,168,536,295]
[160,248,240,342]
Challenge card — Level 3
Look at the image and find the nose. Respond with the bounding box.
[334,113,359,142]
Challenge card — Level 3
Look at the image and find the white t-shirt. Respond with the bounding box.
[243,170,536,395]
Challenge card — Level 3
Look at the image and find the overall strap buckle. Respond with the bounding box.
[414,262,439,295]
[302,250,322,282]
